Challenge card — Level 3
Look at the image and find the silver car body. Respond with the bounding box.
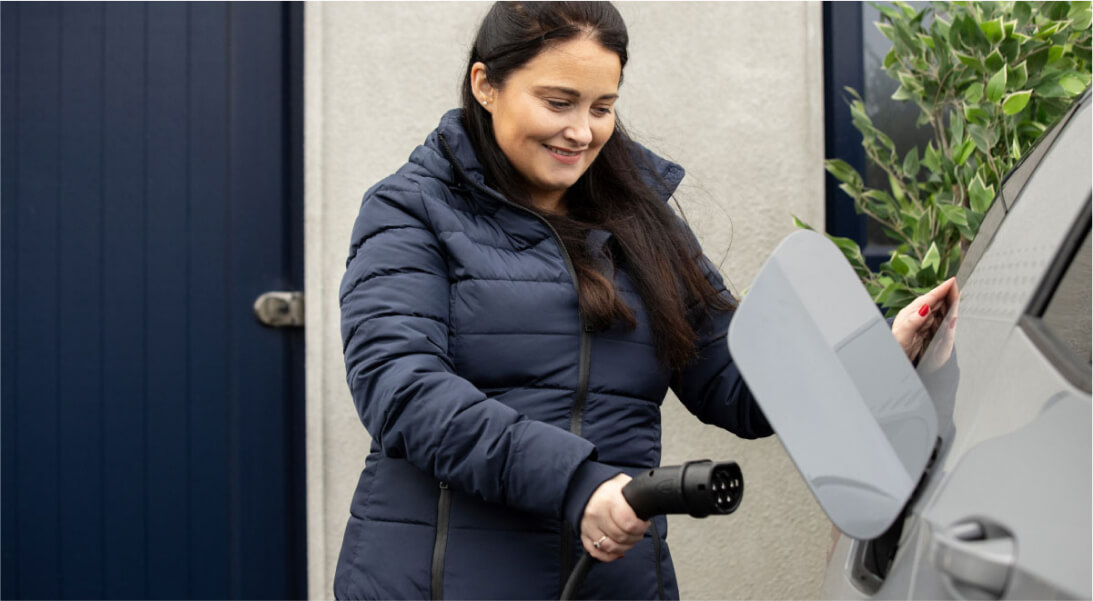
[733,91,1091,600]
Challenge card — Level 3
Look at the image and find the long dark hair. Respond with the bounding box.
[461,2,734,370]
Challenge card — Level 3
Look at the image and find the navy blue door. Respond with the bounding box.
[1,3,306,598]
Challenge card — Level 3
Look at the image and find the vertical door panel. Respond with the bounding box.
[57,3,106,598]
[101,3,150,597]
[187,3,232,597]
[11,5,62,598]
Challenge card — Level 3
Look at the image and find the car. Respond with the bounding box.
[728,89,1090,600]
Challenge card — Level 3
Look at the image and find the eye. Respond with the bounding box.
[592,106,614,117]
[546,99,572,110]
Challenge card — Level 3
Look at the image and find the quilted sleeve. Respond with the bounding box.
[669,250,773,440]
[339,181,618,517]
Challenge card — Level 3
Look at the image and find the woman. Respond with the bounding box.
[335,3,955,599]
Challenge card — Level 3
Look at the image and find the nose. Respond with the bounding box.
[563,112,593,148]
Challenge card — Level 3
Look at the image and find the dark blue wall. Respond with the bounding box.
[1,3,306,598]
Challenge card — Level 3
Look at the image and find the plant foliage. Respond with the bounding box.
[806,1,1092,315]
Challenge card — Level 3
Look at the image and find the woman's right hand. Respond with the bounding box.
[579,474,651,562]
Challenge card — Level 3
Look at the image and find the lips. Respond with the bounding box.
[544,144,583,165]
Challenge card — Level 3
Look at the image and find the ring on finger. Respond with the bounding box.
[593,535,608,550]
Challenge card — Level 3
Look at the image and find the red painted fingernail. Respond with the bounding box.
[918,304,929,317]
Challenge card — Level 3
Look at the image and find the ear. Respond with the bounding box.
[470,62,495,112]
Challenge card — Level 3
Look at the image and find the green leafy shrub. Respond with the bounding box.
[808,1,1091,315]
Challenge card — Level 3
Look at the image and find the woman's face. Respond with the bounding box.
[473,37,621,213]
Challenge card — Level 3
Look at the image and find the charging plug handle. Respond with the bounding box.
[621,460,743,521]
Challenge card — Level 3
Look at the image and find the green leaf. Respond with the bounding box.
[986,66,1008,102]
[1014,1,1033,26]
[1002,90,1032,115]
[889,253,919,276]
[884,47,899,69]
[914,211,932,243]
[889,172,907,203]
[967,123,993,153]
[1048,44,1065,64]
[892,85,914,101]
[1011,134,1022,161]
[984,48,1005,71]
[922,242,941,272]
[839,183,862,204]
[862,190,897,223]
[1034,22,1061,40]
[1027,44,1051,73]
[916,264,938,287]
[874,2,903,21]
[963,81,984,103]
[1008,61,1028,90]
[792,215,813,231]
[1075,43,1092,63]
[1000,37,1021,62]
[877,21,897,42]
[877,131,897,154]
[955,51,985,72]
[1060,74,1087,95]
[829,235,869,274]
[1018,120,1047,139]
[1071,8,1092,32]
[955,12,990,52]
[944,244,963,278]
[1036,77,1070,98]
[874,280,899,304]
[954,139,977,165]
[951,112,965,147]
[897,70,922,93]
[903,147,920,178]
[1046,2,1071,20]
[980,17,1005,44]
[895,1,916,19]
[968,173,995,213]
[923,142,941,172]
[939,203,969,227]
[825,159,862,185]
[964,104,990,124]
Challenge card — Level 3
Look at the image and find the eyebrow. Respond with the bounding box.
[533,85,619,101]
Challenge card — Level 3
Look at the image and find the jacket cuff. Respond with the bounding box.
[562,460,622,535]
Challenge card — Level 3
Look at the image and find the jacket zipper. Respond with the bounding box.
[438,134,594,588]
[431,481,452,600]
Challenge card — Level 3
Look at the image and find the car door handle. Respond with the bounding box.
[929,521,1015,598]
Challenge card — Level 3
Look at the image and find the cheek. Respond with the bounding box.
[592,120,616,148]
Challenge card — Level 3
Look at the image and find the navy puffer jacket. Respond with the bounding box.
[335,109,771,600]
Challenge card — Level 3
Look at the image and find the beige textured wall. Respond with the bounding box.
[305,3,829,599]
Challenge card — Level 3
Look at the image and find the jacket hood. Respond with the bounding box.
[411,109,687,205]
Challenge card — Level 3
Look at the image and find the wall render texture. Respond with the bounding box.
[305,3,829,598]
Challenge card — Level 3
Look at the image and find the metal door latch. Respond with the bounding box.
[253,291,304,327]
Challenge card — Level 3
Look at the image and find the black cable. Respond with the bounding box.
[560,553,596,600]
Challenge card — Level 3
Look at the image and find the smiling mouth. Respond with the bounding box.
[544,144,581,157]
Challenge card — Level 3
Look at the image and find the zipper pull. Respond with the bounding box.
[439,481,449,490]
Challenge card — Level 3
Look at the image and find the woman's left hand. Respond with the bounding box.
[891,277,959,362]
